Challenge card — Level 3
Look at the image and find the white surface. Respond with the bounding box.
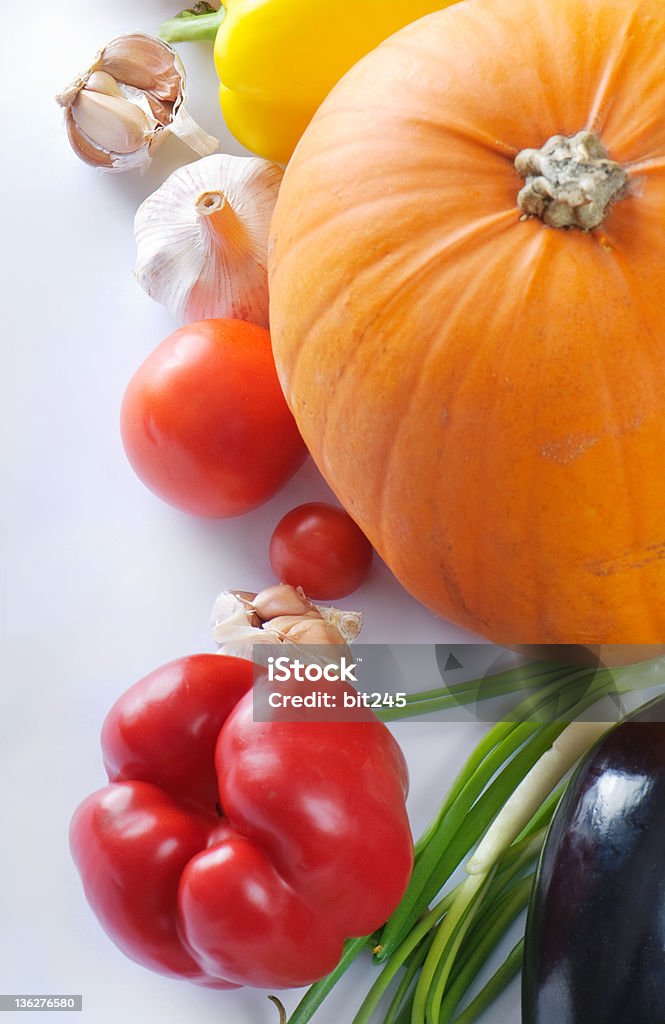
[0,4,518,1022]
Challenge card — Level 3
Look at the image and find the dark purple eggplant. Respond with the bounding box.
[523,694,665,1024]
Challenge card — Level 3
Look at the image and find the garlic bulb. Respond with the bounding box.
[134,154,283,327]
[56,34,219,172]
[211,585,362,662]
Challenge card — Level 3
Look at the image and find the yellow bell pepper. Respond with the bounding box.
[160,0,457,164]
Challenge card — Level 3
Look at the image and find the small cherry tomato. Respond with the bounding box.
[120,319,307,517]
[269,502,373,600]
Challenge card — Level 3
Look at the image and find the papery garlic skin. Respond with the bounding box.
[134,154,283,327]
[56,33,219,172]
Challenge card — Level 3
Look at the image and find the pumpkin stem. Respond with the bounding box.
[514,130,627,231]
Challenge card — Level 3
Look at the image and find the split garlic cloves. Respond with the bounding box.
[134,153,283,326]
[56,33,219,172]
[211,586,363,662]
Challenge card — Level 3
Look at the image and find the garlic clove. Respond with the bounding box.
[266,614,315,636]
[281,619,347,646]
[251,584,363,642]
[65,111,114,169]
[71,89,152,155]
[210,587,362,657]
[56,33,218,172]
[212,620,265,648]
[219,631,283,663]
[97,34,183,102]
[253,585,315,621]
[84,70,125,99]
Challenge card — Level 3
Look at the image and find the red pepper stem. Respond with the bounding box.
[268,995,287,1024]
[159,4,225,44]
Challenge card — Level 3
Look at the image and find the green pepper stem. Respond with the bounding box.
[159,5,225,44]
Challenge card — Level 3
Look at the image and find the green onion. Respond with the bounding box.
[286,656,662,1024]
[439,874,532,1023]
[377,661,566,723]
[452,940,524,1024]
[285,937,368,1024]
[377,720,566,960]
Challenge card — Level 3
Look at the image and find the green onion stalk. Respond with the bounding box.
[286,653,665,1024]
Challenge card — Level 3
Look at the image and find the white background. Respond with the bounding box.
[0,3,518,1022]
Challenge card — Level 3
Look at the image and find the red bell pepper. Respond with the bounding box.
[70,654,413,989]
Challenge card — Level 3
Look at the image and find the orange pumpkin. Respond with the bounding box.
[269,0,665,647]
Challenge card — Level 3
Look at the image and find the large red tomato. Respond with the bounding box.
[120,319,307,517]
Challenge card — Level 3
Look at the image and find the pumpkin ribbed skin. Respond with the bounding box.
[269,0,665,645]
